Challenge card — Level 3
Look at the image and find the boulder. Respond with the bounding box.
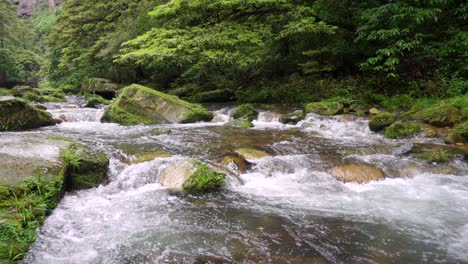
[102,84,213,125]
[369,108,380,115]
[384,122,421,139]
[0,134,108,190]
[368,112,395,132]
[182,162,226,193]
[409,105,461,127]
[279,110,305,125]
[0,96,55,131]
[189,89,235,103]
[65,144,109,190]
[304,101,344,116]
[159,162,225,192]
[331,164,384,183]
[235,148,271,160]
[233,104,258,121]
[159,161,196,189]
[81,78,122,99]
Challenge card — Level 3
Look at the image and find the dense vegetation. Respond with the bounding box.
[1,0,467,103]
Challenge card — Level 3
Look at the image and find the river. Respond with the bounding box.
[20,98,468,263]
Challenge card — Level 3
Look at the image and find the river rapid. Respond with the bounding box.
[19,98,468,264]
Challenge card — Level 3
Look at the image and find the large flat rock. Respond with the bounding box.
[0,133,73,186]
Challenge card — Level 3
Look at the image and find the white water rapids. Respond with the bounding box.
[17,100,468,263]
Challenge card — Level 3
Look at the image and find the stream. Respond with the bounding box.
[19,97,468,264]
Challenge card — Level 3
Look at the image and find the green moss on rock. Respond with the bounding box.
[102,84,213,125]
[182,163,225,193]
[368,112,395,132]
[0,97,55,131]
[304,101,344,116]
[409,105,461,127]
[384,122,421,139]
[233,104,258,121]
[64,144,109,190]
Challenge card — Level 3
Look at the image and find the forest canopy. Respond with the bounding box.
[3,0,468,102]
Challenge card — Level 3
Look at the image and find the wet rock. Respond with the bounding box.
[445,121,468,144]
[221,154,251,173]
[368,112,395,132]
[84,94,110,108]
[331,164,385,183]
[279,110,305,125]
[0,97,55,131]
[81,78,122,99]
[304,101,344,116]
[66,144,109,190]
[233,104,258,121]
[235,148,272,160]
[102,84,213,125]
[132,150,171,164]
[423,126,438,138]
[384,122,421,139]
[159,161,196,189]
[408,105,461,127]
[391,142,414,156]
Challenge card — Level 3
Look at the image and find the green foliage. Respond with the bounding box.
[182,163,225,193]
[453,121,468,139]
[384,122,421,139]
[62,147,80,169]
[0,174,63,262]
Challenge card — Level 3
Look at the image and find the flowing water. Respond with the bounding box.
[17,98,468,263]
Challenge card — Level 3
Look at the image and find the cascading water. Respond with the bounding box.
[17,100,468,263]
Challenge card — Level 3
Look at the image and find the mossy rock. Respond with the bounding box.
[133,150,171,164]
[12,85,35,97]
[81,78,121,99]
[445,121,468,144]
[189,89,235,103]
[384,122,421,139]
[182,163,226,193]
[453,121,468,139]
[0,97,55,131]
[102,84,213,125]
[279,110,305,125]
[304,101,344,116]
[408,105,461,127]
[65,144,109,190]
[233,104,258,121]
[368,112,395,132]
[84,94,109,108]
[410,143,467,163]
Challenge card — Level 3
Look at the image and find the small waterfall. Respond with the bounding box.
[49,108,105,123]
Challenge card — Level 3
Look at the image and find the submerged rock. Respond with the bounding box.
[235,148,272,160]
[102,84,213,125]
[279,110,305,125]
[304,101,344,116]
[221,154,251,173]
[331,164,384,183]
[0,96,55,131]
